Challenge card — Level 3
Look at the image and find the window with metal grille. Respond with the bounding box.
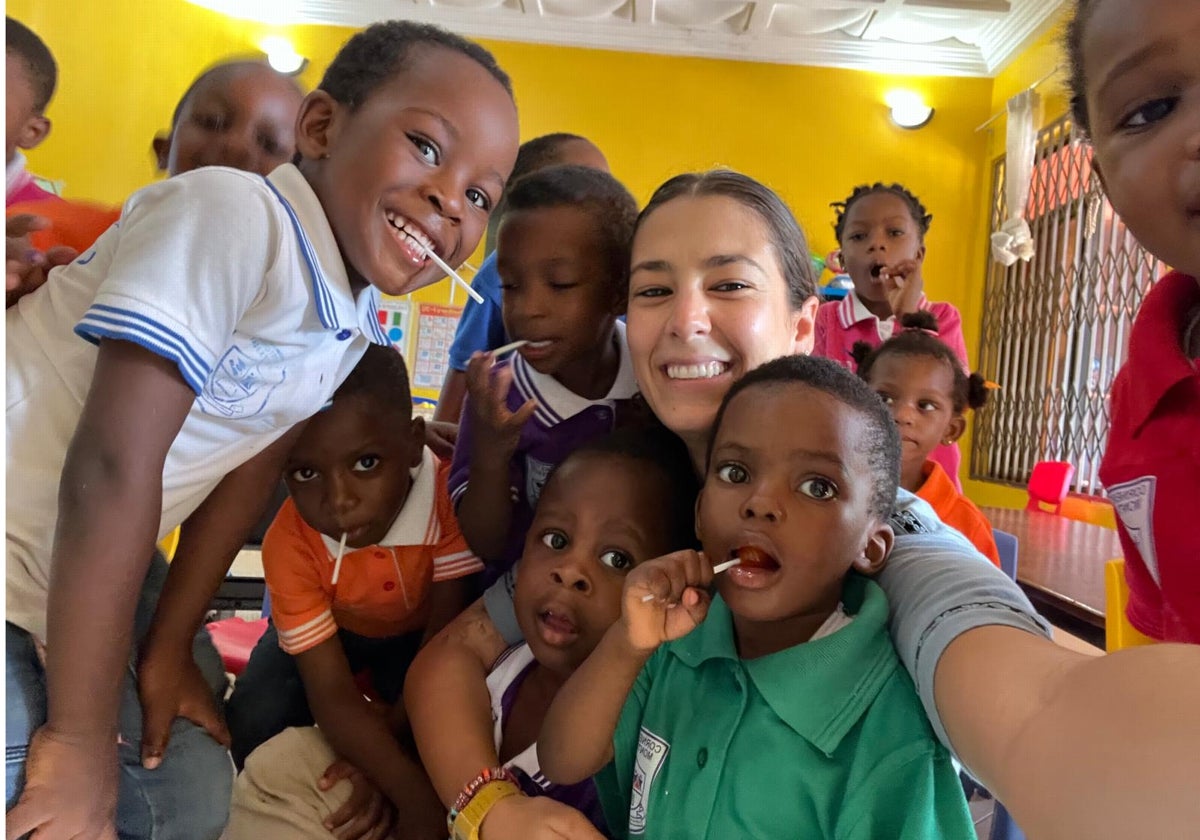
[971,114,1167,495]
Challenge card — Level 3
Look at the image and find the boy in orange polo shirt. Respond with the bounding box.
[853,313,1000,566]
[226,345,481,786]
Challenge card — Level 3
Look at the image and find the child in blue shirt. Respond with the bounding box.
[540,355,974,839]
[5,21,519,839]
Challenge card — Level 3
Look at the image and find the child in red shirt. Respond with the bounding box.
[1067,0,1200,643]
[814,182,969,488]
[853,311,1000,566]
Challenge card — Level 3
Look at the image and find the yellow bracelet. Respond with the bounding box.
[451,779,523,840]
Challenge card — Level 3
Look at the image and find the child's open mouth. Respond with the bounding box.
[869,263,885,278]
[725,545,782,590]
[385,211,435,267]
[536,607,580,647]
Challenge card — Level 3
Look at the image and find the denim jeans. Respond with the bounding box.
[6,555,233,840]
[225,621,423,768]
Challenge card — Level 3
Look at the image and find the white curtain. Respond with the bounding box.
[991,89,1043,266]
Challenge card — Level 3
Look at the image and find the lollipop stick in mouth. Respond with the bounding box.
[640,557,741,602]
[331,532,348,585]
[417,242,484,305]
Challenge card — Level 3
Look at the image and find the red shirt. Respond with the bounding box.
[1099,271,1200,643]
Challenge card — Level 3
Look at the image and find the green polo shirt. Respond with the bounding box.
[596,574,974,839]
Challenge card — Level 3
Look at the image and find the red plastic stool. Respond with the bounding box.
[206,617,269,677]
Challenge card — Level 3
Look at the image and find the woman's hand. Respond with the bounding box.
[621,549,713,652]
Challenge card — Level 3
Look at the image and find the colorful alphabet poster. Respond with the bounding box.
[412,303,462,392]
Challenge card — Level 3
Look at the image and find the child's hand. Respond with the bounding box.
[424,419,459,460]
[880,259,925,317]
[464,351,537,458]
[5,726,120,840]
[621,550,714,652]
[319,758,397,840]
[6,214,77,308]
[136,642,230,770]
[481,794,606,840]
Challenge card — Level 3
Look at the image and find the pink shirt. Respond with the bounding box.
[814,291,969,489]
[5,153,59,207]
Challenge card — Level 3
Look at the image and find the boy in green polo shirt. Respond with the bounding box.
[539,355,975,839]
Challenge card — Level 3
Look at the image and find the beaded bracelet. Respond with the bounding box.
[447,766,521,833]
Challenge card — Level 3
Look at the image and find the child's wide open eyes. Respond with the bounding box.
[353,455,381,472]
[799,477,838,500]
[409,134,439,164]
[716,462,749,484]
[599,549,633,571]
[291,466,319,483]
[541,530,568,551]
[1120,97,1177,130]
[466,187,490,211]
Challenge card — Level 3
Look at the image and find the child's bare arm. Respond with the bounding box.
[539,550,713,785]
[421,575,477,646]
[404,597,509,805]
[137,420,307,767]
[7,341,196,838]
[296,638,444,829]
[455,353,536,561]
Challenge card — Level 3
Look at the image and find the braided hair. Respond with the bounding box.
[832,182,933,244]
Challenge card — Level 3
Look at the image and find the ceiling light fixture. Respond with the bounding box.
[260,35,307,75]
[886,90,934,129]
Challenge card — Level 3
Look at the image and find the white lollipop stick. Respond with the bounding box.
[640,558,741,601]
[490,339,529,358]
[331,532,348,585]
[417,242,484,304]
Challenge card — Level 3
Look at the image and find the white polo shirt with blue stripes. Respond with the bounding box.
[6,163,390,641]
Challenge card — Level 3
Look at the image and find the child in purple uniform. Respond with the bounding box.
[449,166,640,575]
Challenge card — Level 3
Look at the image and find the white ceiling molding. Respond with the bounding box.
[187,0,1067,77]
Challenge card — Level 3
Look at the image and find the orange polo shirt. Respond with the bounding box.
[7,197,120,254]
[263,449,482,654]
[915,460,1001,567]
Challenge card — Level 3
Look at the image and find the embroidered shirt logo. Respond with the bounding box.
[1108,476,1159,585]
[200,341,285,418]
[629,726,670,835]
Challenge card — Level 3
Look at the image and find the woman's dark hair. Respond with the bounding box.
[709,355,900,521]
[319,20,512,111]
[500,165,638,304]
[1066,0,1101,135]
[552,421,702,552]
[635,170,818,308]
[832,182,933,244]
[851,311,990,414]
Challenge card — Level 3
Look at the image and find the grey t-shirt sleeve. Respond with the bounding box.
[483,564,523,646]
[878,489,1053,752]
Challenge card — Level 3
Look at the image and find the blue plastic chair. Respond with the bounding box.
[993,528,1018,581]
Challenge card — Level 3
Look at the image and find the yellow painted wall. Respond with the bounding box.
[961,14,1072,509]
[12,0,992,398]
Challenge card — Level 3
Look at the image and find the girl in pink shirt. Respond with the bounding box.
[815,182,968,485]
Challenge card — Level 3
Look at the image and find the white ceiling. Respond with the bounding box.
[188,0,1067,77]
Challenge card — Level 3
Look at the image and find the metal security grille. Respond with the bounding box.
[971,114,1166,494]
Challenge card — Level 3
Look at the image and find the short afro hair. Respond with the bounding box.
[318,20,511,111]
[333,344,413,419]
[1065,0,1100,135]
[550,420,701,554]
[6,17,57,112]
[499,165,638,303]
[168,59,304,129]
[511,133,592,181]
[708,355,900,520]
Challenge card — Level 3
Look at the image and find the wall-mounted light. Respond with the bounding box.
[260,35,307,75]
[886,90,934,129]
